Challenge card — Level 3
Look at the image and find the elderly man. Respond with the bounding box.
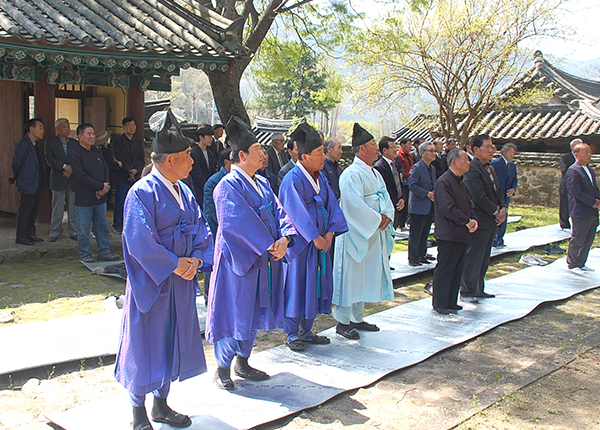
[374,136,405,228]
[332,123,395,340]
[491,143,518,248]
[565,143,600,272]
[322,137,343,200]
[45,118,78,242]
[115,109,213,430]
[408,141,437,266]
[267,133,289,177]
[560,138,583,230]
[206,117,296,391]
[69,123,119,263]
[278,123,348,352]
[460,134,506,299]
[190,124,218,207]
[111,117,145,234]
[12,118,46,245]
[432,149,478,314]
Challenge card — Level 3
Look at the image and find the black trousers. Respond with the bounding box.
[559,182,570,229]
[460,225,496,295]
[396,185,410,229]
[16,190,41,240]
[433,240,468,309]
[567,215,598,269]
[408,207,433,264]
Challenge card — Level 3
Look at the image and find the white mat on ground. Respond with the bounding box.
[0,300,207,375]
[45,249,600,430]
[390,222,571,280]
[394,215,522,240]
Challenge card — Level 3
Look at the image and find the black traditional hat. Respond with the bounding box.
[149,109,189,154]
[291,122,322,156]
[352,122,374,149]
[226,116,258,152]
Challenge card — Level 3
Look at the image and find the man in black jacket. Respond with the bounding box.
[559,138,582,230]
[432,149,478,314]
[69,123,119,263]
[45,118,78,242]
[460,134,506,299]
[190,124,217,207]
[374,136,405,228]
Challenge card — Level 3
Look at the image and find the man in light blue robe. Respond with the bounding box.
[115,110,214,430]
[278,123,348,352]
[206,116,297,391]
[332,123,396,340]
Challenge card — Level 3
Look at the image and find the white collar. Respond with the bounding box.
[152,166,184,210]
[232,164,263,197]
[298,161,320,194]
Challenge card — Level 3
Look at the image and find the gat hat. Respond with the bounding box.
[290,122,322,156]
[149,109,189,154]
[352,122,374,149]
[226,116,258,152]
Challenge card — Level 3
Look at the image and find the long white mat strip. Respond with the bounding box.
[46,249,600,430]
[391,223,571,280]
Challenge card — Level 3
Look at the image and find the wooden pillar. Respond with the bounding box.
[127,78,145,139]
[34,74,55,223]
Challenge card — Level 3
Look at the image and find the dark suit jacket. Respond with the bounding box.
[111,133,145,187]
[44,136,78,191]
[321,157,342,199]
[267,146,290,177]
[432,154,447,178]
[560,152,576,194]
[12,135,45,194]
[278,160,295,183]
[565,162,600,219]
[463,157,506,230]
[408,159,436,215]
[490,156,518,199]
[190,144,218,206]
[374,157,402,205]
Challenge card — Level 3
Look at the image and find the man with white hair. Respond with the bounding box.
[560,138,583,230]
[44,118,78,242]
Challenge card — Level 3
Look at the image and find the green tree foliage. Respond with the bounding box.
[346,0,569,145]
[252,38,344,118]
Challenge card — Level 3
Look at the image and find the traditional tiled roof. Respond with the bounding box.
[393,51,600,145]
[252,117,295,145]
[0,0,249,90]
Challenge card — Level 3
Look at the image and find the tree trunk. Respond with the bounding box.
[206,60,251,126]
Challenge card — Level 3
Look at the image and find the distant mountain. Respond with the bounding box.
[543,54,600,80]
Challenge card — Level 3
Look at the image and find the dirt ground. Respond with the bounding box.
[1,211,600,430]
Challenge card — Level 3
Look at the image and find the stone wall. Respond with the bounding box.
[339,148,600,208]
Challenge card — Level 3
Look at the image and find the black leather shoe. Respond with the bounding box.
[16,238,35,245]
[448,304,463,310]
[29,236,44,242]
[434,307,450,315]
[234,356,270,380]
[419,257,431,264]
[425,254,436,261]
[474,292,495,298]
[423,283,433,295]
[336,323,360,339]
[350,321,380,331]
[408,261,422,267]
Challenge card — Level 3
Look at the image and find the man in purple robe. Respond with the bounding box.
[206,116,297,391]
[115,109,213,430]
[278,123,348,351]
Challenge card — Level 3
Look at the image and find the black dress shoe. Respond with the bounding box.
[419,257,431,264]
[425,254,436,261]
[423,282,433,295]
[433,307,450,315]
[29,236,44,242]
[448,304,463,310]
[474,292,495,298]
[408,261,422,267]
[350,321,380,331]
[336,323,360,339]
[16,238,35,245]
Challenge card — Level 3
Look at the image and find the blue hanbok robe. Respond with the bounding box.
[206,167,297,343]
[278,165,348,322]
[115,170,213,396]
[332,157,396,307]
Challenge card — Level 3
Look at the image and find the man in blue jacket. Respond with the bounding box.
[12,118,46,245]
[565,143,600,272]
[408,141,437,266]
[490,143,518,248]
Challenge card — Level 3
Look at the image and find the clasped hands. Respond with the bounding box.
[268,236,289,260]
[174,257,201,280]
[313,232,334,252]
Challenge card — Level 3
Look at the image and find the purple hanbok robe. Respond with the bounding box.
[115,170,213,395]
[277,165,348,322]
[206,167,297,343]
